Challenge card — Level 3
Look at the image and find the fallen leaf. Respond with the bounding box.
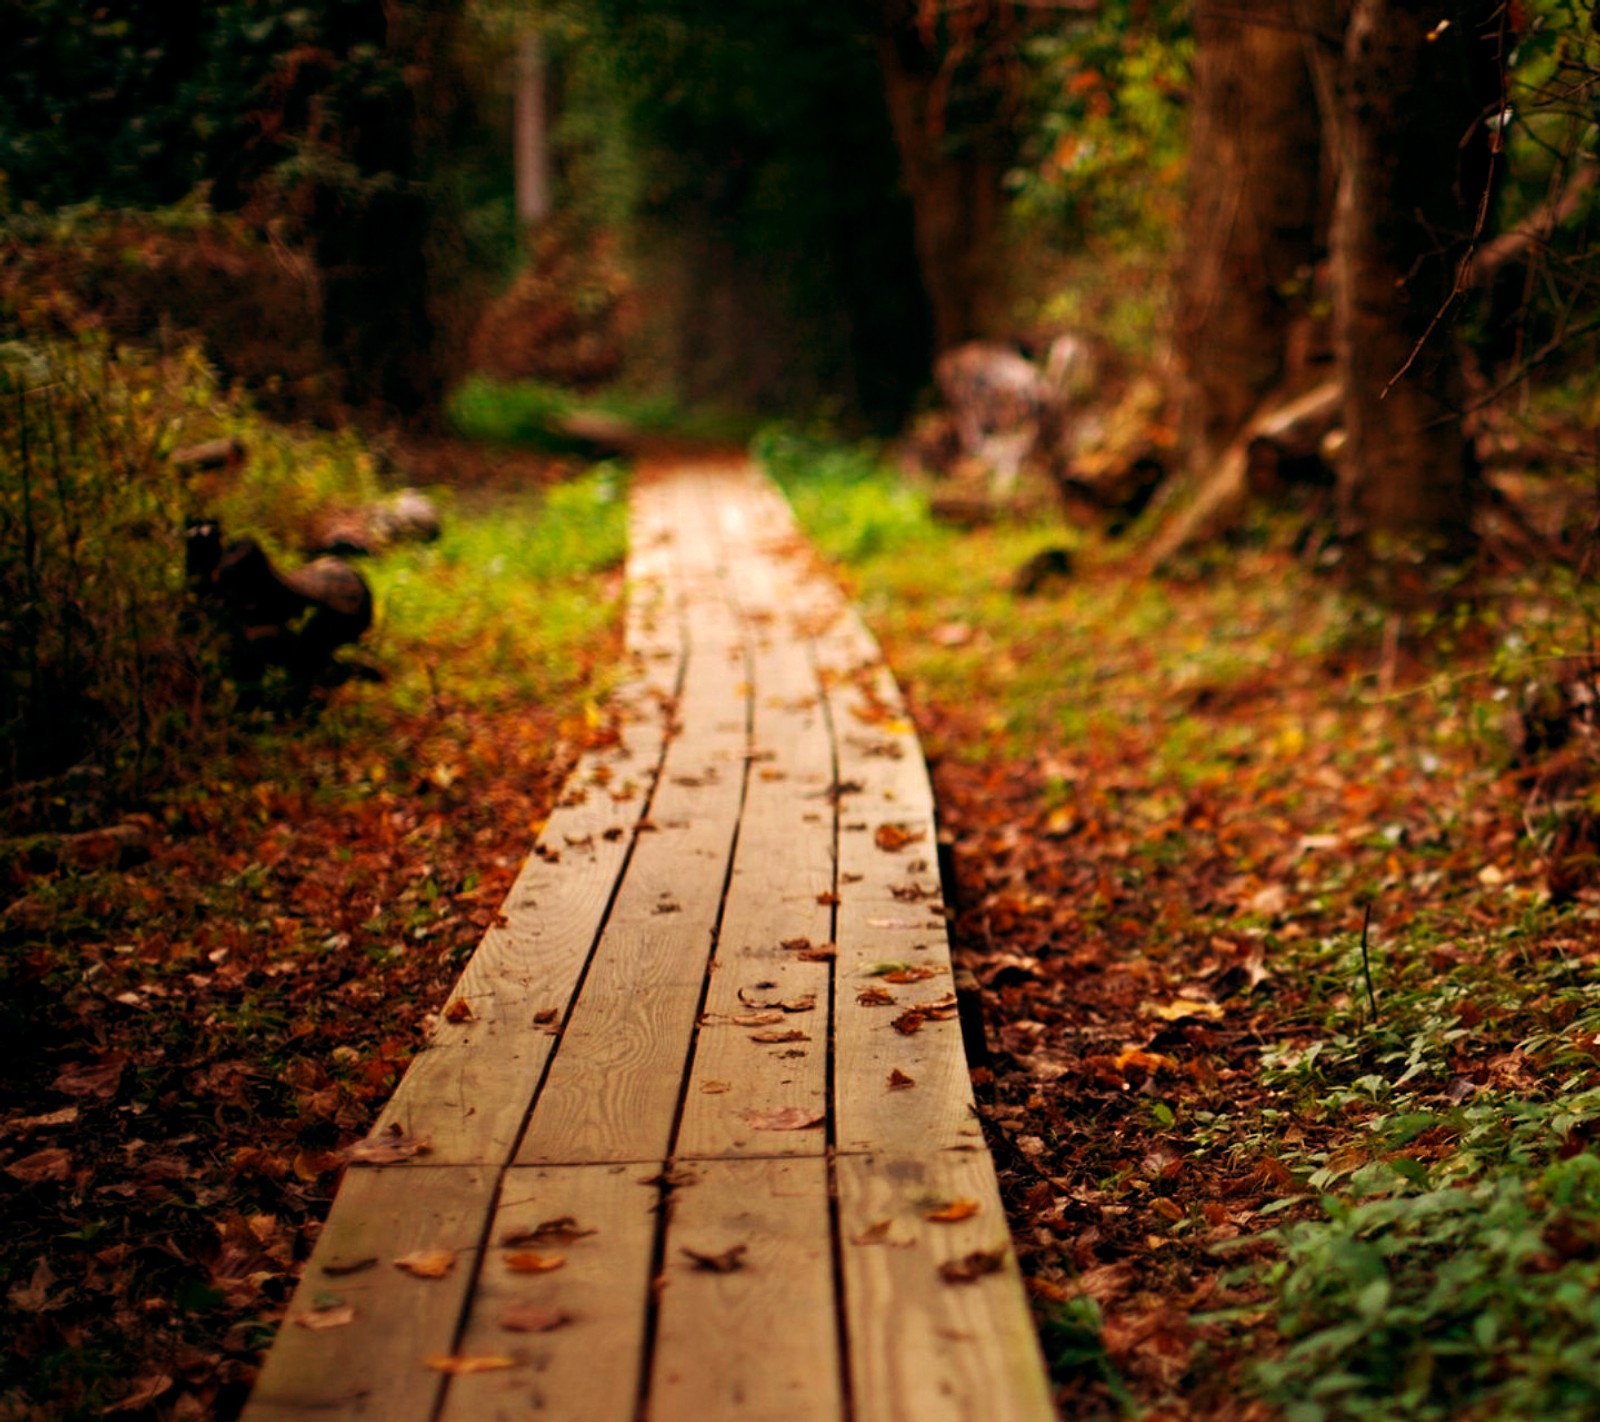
[701,1080,731,1094]
[100,1374,174,1412]
[750,1029,810,1044]
[500,1303,573,1333]
[53,1052,126,1100]
[394,1249,456,1278]
[744,1107,825,1131]
[533,1008,559,1025]
[887,1068,916,1090]
[501,1216,597,1245]
[5,1147,71,1183]
[1146,997,1224,1023]
[1115,1047,1177,1076]
[348,1126,431,1165]
[851,1220,894,1245]
[874,823,925,853]
[858,986,896,1006]
[738,988,817,1013]
[882,965,937,984]
[681,1244,748,1273]
[796,945,836,962]
[728,1010,785,1027]
[8,1259,56,1312]
[7,1106,78,1133]
[424,1354,521,1375]
[504,1251,566,1274]
[891,1010,926,1036]
[939,1248,1008,1283]
[321,1257,378,1278]
[816,891,840,906]
[780,937,812,951]
[294,1305,356,1330]
[925,1199,981,1223]
[443,998,474,1023]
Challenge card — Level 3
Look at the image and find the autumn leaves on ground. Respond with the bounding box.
[7,397,1600,1422]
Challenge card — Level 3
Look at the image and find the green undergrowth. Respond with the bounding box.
[763,431,1600,1421]
[449,374,758,449]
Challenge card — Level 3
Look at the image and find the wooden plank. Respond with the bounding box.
[651,1157,843,1422]
[817,595,983,1159]
[366,475,685,1165]
[674,473,835,1161]
[242,1165,495,1422]
[516,486,751,1166]
[836,1153,1056,1422]
[436,1164,659,1422]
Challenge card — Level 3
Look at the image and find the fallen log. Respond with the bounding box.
[1148,380,1340,567]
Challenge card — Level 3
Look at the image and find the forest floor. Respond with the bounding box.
[0,440,628,1421]
[772,438,1600,1422]
[6,416,1600,1422]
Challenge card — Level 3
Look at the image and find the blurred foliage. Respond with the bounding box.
[0,334,215,803]
[0,0,497,417]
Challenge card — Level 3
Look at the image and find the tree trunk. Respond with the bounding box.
[514,30,552,229]
[875,2,1005,352]
[1326,0,1502,558]
[1177,2,1325,473]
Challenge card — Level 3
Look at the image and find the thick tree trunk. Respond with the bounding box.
[1177,3,1324,473]
[1327,0,1502,557]
[876,3,1005,352]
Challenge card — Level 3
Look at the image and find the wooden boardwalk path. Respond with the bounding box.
[244,460,1057,1422]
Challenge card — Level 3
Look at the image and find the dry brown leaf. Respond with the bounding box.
[52,1053,126,1101]
[533,1008,559,1025]
[797,945,837,962]
[294,1304,356,1330]
[501,1216,597,1246]
[101,1374,174,1412]
[858,986,896,1006]
[5,1147,72,1184]
[321,1256,378,1278]
[394,1249,456,1279]
[443,998,475,1023]
[424,1354,520,1375]
[891,1010,926,1036]
[500,1303,573,1333]
[504,1251,566,1273]
[815,891,841,906]
[874,823,925,853]
[851,1220,894,1245]
[882,965,937,984]
[939,1248,1008,1283]
[681,1243,748,1273]
[744,1107,825,1131]
[729,1010,785,1027]
[780,936,812,951]
[887,1068,916,1090]
[750,1029,810,1044]
[925,1198,981,1223]
[701,1080,732,1094]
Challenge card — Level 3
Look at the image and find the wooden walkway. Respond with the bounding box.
[243,460,1056,1422]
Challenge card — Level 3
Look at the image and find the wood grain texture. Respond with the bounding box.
[515,481,750,1166]
[836,1153,1056,1422]
[651,1157,843,1422]
[241,1166,495,1422]
[674,471,835,1161]
[436,1163,659,1422]
[366,478,684,1165]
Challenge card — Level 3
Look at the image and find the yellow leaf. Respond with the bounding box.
[394,1249,455,1279]
[925,1198,981,1223]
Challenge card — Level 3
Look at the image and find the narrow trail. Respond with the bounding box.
[243,456,1055,1422]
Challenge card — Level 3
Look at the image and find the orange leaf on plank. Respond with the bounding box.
[394,1249,456,1279]
[925,1198,981,1223]
[504,1252,565,1273]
